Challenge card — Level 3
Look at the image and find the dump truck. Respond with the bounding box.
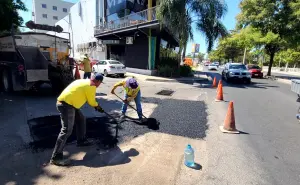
[0,31,74,94]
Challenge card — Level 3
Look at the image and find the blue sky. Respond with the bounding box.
[19,0,240,55]
[186,0,241,55]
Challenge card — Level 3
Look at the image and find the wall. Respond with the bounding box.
[33,0,74,26]
[47,0,106,60]
[124,35,148,69]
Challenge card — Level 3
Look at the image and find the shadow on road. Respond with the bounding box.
[69,147,139,168]
[0,86,209,185]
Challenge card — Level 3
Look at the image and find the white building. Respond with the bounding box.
[32,0,75,26]
[47,0,106,60]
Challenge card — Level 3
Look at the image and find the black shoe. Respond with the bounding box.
[50,153,70,166]
[77,139,94,147]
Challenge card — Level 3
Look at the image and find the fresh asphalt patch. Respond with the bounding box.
[25,96,208,153]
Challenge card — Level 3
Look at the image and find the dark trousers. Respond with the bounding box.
[51,102,86,158]
[83,72,91,79]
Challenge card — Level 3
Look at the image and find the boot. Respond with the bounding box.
[50,153,70,166]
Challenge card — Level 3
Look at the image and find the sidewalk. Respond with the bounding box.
[125,66,208,83]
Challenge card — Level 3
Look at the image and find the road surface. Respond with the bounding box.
[205,67,300,185]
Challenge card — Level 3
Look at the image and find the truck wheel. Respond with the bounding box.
[1,69,13,92]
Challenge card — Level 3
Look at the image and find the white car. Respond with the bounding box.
[92,60,126,77]
[208,64,218,70]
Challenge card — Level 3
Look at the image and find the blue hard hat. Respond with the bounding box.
[92,73,104,82]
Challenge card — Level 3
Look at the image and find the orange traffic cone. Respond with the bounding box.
[219,101,239,134]
[216,80,222,93]
[215,82,224,102]
[212,77,217,88]
[74,65,81,79]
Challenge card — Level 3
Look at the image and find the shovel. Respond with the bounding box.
[113,94,160,130]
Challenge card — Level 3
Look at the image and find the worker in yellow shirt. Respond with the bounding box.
[111,77,143,121]
[50,73,104,166]
[81,54,92,79]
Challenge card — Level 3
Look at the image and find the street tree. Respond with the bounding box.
[236,0,300,76]
[197,52,205,63]
[157,0,228,66]
[0,0,27,32]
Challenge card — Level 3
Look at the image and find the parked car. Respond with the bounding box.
[204,62,210,66]
[247,64,263,78]
[208,63,218,70]
[212,62,220,67]
[222,63,251,84]
[78,58,98,71]
[92,60,126,77]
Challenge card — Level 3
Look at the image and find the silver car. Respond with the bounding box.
[222,63,251,84]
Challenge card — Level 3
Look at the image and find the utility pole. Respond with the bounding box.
[242,47,247,64]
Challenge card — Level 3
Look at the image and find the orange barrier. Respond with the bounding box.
[216,80,223,93]
[215,82,224,102]
[212,77,217,88]
[219,101,239,134]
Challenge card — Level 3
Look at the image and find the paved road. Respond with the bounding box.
[205,67,300,185]
[0,75,210,184]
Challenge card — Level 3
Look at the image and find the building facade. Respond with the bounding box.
[47,0,178,75]
[48,0,106,60]
[94,0,179,74]
[32,0,75,26]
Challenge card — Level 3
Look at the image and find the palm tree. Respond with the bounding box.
[158,0,228,64]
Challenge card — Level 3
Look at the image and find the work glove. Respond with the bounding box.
[111,89,115,94]
[95,105,104,113]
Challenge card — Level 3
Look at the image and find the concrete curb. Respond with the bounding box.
[125,72,208,83]
[276,78,291,85]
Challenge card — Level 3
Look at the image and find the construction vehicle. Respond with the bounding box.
[0,24,74,94]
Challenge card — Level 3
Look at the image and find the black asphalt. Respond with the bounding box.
[205,67,300,185]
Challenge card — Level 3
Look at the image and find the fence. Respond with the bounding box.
[94,6,158,35]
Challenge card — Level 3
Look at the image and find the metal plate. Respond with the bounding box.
[156,90,175,96]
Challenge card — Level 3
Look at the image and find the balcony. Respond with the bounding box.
[94,6,158,36]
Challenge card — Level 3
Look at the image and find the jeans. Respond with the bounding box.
[122,90,142,119]
[83,72,91,79]
[51,102,86,159]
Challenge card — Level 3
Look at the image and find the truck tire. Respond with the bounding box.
[1,69,13,92]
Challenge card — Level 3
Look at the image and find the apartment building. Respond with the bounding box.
[32,0,75,26]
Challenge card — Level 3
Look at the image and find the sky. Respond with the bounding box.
[186,0,241,55]
[19,0,240,55]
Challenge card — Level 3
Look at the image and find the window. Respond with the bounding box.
[42,4,47,8]
[63,8,68,13]
[229,65,247,70]
[53,6,57,11]
[109,61,121,64]
[42,14,47,18]
[53,16,58,20]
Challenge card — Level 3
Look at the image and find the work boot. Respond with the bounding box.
[50,153,70,166]
[77,138,94,147]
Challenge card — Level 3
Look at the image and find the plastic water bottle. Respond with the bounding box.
[184,144,195,167]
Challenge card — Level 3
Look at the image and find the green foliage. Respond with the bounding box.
[236,0,300,75]
[157,0,228,59]
[179,64,193,77]
[157,65,175,77]
[0,0,27,32]
[197,52,205,62]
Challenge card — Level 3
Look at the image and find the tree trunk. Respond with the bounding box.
[267,51,275,76]
[178,47,183,68]
[242,47,247,64]
[182,45,187,64]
